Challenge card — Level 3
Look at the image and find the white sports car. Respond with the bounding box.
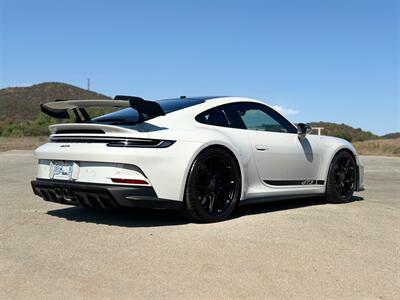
[31,96,364,222]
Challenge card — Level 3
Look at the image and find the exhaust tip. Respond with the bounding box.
[54,188,62,198]
[62,188,72,200]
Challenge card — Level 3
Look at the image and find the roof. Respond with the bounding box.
[157,96,227,102]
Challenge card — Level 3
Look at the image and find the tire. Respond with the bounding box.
[184,147,241,222]
[325,151,357,203]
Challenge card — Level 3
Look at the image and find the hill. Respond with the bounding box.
[0,82,112,136]
[309,121,378,142]
[381,132,400,139]
[0,82,110,122]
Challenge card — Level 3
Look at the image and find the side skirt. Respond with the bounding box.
[239,193,325,206]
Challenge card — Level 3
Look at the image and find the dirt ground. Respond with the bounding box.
[0,151,399,299]
[0,136,48,152]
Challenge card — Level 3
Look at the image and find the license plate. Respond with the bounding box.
[52,161,74,180]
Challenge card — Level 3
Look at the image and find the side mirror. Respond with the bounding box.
[297,123,312,138]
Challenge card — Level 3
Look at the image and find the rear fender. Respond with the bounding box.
[178,140,247,203]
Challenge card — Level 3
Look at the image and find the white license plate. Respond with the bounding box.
[52,161,74,180]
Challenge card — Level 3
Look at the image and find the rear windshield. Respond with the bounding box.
[93,99,204,125]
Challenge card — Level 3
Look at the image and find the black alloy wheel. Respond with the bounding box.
[184,147,241,222]
[325,151,357,203]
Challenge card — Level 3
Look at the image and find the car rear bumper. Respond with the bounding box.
[34,140,203,202]
[31,179,182,210]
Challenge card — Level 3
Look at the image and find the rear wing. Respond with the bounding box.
[41,96,165,122]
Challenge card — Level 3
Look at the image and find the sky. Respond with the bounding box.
[0,0,399,135]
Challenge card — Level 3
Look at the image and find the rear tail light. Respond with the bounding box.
[50,136,175,148]
[107,139,175,148]
[111,178,149,185]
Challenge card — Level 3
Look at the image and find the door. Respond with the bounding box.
[233,102,321,186]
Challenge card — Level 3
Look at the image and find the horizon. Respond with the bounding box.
[0,0,399,135]
[1,80,397,136]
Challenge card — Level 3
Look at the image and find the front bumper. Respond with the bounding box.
[31,179,182,210]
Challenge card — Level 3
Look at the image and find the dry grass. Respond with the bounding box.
[0,136,48,152]
[354,138,400,157]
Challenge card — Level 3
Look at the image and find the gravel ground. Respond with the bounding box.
[0,151,399,299]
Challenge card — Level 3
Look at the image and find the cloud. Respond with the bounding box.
[272,105,299,116]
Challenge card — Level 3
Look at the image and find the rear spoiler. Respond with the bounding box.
[41,96,165,122]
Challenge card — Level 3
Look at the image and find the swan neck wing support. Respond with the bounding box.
[40,96,165,123]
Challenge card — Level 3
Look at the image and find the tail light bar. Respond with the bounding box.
[107,139,175,148]
[50,136,175,148]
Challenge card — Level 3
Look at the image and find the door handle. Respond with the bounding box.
[255,145,269,151]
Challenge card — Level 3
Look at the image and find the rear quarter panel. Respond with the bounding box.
[147,125,253,201]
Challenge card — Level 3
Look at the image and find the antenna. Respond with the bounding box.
[87,78,90,91]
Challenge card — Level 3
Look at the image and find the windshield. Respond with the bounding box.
[92,99,205,125]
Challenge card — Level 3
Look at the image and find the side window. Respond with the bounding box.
[233,103,297,133]
[195,105,244,129]
[196,107,230,127]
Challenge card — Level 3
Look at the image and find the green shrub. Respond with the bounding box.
[0,108,113,137]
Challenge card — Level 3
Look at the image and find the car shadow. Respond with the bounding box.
[47,207,189,227]
[46,196,364,227]
[231,195,364,219]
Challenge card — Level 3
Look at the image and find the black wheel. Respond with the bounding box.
[325,151,357,203]
[184,147,241,222]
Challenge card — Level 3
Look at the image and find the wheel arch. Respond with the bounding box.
[179,142,246,202]
[323,146,358,188]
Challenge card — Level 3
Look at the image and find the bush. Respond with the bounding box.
[0,115,58,136]
[0,109,112,137]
